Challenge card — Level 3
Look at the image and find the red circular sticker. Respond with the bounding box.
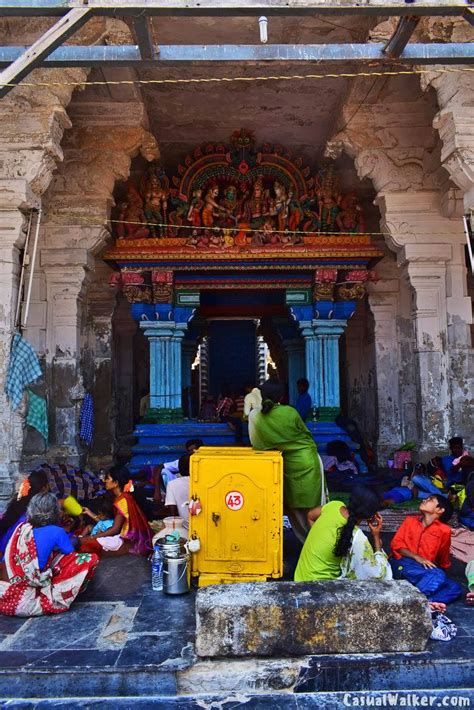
[225,491,244,511]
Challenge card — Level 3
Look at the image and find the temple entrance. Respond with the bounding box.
[106,129,382,467]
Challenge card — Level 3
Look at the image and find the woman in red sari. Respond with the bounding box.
[0,493,98,617]
[80,467,152,557]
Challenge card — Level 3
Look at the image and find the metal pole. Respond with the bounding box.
[21,206,42,330]
[14,209,33,329]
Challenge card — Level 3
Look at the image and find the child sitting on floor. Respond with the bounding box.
[390,494,462,608]
[82,495,115,537]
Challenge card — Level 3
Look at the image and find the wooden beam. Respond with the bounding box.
[383,15,421,58]
[0,7,92,98]
[464,7,474,26]
[0,1,470,17]
[1,42,473,68]
[132,15,156,61]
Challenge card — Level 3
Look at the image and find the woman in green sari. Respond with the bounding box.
[248,380,325,543]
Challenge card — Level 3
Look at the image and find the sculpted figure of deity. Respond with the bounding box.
[317,187,340,233]
[272,180,289,232]
[144,174,168,237]
[219,184,239,227]
[243,177,269,228]
[286,190,304,233]
[116,184,150,240]
[302,189,320,233]
[186,188,204,228]
[202,183,223,228]
[336,192,366,234]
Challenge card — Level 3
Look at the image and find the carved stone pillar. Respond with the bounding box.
[42,251,92,464]
[0,208,28,496]
[421,69,474,211]
[368,291,403,458]
[141,321,187,422]
[398,245,451,453]
[300,319,347,421]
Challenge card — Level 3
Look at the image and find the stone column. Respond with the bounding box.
[398,245,451,453]
[141,321,187,422]
[42,250,92,464]
[0,207,28,495]
[300,319,347,421]
[368,290,403,459]
[284,339,305,407]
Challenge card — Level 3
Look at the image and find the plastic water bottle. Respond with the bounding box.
[152,544,163,591]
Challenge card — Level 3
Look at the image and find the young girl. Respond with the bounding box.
[0,492,98,616]
[80,467,152,556]
[294,486,392,582]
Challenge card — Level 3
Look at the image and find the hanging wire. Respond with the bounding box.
[2,64,473,90]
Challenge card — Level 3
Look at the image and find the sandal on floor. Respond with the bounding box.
[430,612,457,642]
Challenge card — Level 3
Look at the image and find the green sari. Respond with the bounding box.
[249,404,322,509]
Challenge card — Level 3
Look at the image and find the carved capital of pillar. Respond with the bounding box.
[42,254,92,362]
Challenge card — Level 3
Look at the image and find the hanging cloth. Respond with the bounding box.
[79,393,94,446]
[5,334,42,410]
[26,389,48,442]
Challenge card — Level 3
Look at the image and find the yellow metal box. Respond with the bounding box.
[189,447,283,587]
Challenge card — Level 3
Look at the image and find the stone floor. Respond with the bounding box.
[0,530,472,707]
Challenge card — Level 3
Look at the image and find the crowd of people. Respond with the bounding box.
[0,377,472,630]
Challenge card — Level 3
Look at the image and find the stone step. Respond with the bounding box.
[2,689,474,708]
[130,421,367,471]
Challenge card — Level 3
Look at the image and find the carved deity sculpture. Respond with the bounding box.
[202,184,223,228]
[186,188,204,228]
[317,187,340,233]
[219,184,239,226]
[272,179,289,232]
[144,174,168,237]
[336,192,366,234]
[116,184,150,240]
[242,177,269,228]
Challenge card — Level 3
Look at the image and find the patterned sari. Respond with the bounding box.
[114,493,152,556]
[0,523,98,617]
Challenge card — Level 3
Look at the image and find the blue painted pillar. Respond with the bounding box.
[284,338,306,407]
[296,316,347,421]
[300,323,323,410]
[140,321,187,422]
[313,320,347,419]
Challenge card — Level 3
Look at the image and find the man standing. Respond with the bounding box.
[295,378,312,422]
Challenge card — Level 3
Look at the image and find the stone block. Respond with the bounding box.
[195,580,432,657]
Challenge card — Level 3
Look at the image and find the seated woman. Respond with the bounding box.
[79,467,152,556]
[0,492,98,616]
[294,486,392,582]
[0,470,49,560]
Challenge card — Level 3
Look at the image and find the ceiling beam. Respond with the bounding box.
[0,7,92,98]
[0,1,470,17]
[0,43,473,69]
[464,7,474,26]
[132,15,156,61]
[383,15,421,59]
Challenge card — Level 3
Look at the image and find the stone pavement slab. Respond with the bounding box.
[0,529,471,703]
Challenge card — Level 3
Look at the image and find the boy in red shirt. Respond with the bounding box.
[390,494,462,605]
